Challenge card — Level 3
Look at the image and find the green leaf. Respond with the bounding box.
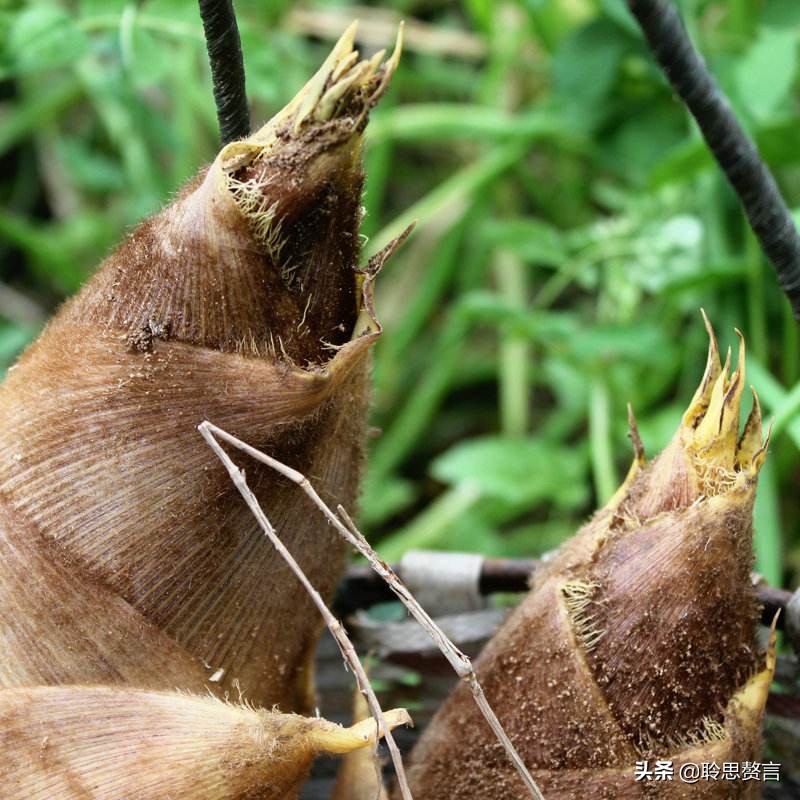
[8,6,88,74]
[649,139,713,188]
[59,136,125,194]
[735,27,798,122]
[603,106,686,181]
[762,0,800,29]
[360,474,417,528]
[599,0,640,36]
[624,215,705,293]
[125,24,171,88]
[565,322,674,365]
[481,218,567,267]
[424,510,507,556]
[502,519,577,558]
[463,0,494,35]
[431,436,587,510]
[0,78,83,157]
[553,19,628,129]
[377,483,483,561]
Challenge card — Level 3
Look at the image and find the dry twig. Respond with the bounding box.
[199,424,412,800]
[199,420,545,800]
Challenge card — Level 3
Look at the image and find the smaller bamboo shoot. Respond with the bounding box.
[0,685,410,800]
[406,315,774,799]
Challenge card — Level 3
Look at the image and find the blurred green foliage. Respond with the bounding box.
[2,0,800,588]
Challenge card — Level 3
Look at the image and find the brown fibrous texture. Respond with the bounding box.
[406,316,775,799]
[0,25,403,719]
[0,684,410,800]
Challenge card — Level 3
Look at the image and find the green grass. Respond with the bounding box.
[2,0,800,590]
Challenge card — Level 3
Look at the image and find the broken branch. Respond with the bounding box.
[199,420,545,800]
[199,423,413,800]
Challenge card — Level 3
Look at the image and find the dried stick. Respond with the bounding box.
[199,421,545,800]
[626,0,800,318]
[199,424,413,800]
[197,0,250,144]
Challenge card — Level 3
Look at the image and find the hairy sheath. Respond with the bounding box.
[406,315,774,800]
[0,24,403,713]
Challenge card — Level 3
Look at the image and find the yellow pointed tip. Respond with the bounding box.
[627,403,645,465]
[769,609,780,642]
[752,419,773,472]
[332,49,361,83]
[729,623,776,723]
[306,707,412,755]
[346,19,360,41]
[683,310,722,428]
[719,331,746,434]
[294,25,359,130]
[387,21,405,73]
[351,707,413,743]
[365,48,387,79]
[683,324,759,488]
[700,308,719,362]
[736,386,766,474]
[695,360,729,443]
[605,403,646,510]
[751,385,761,421]
[240,19,397,149]
[729,329,746,388]
[317,60,372,120]
[359,22,403,108]
[325,22,359,77]
[334,20,360,58]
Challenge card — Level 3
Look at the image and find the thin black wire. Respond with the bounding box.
[198,0,250,144]
[627,0,800,319]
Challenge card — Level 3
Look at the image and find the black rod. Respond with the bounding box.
[198,0,250,144]
[627,0,800,318]
[337,558,794,634]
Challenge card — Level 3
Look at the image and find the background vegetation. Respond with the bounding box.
[2,0,799,591]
